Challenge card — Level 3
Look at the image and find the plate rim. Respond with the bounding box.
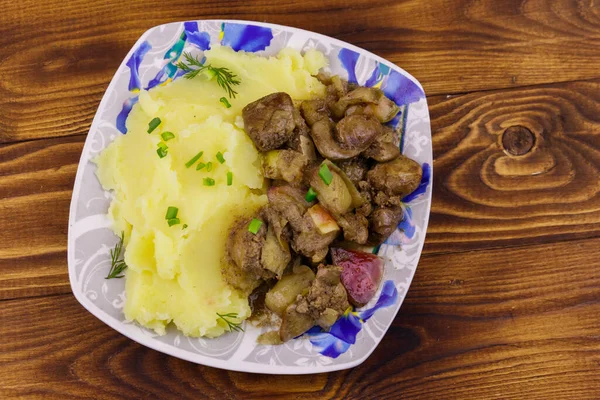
[67,18,432,374]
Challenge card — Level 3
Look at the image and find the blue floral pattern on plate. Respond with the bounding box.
[220,22,273,52]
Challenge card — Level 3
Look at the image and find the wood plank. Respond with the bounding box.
[2,0,600,144]
[0,135,84,300]
[424,78,600,254]
[2,237,599,399]
[3,76,600,300]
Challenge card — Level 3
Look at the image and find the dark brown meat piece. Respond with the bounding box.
[287,108,318,161]
[300,99,330,127]
[368,206,404,245]
[331,87,399,123]
[315,72,333,85]
[221,259,263,296]
[263,205,292,245]
[330,87,383,119]
[367,155,423,199]
[356,180,374,217]
[334,114,381,151]
[279,303,315,342]
[336,158,369,186]
[309,119,361,160]
[362,125,401,162]
[267,185,314,232]
[262,149,309,185]
[292,214,339,263]
[310,117,379,161]
[372,191,403,208]
[295,265,350,329]
[356,200,373,217]
[226,217,274,281]
[336,212,369,244]
[330,76,349,98]
[293,107,310,137]
[325,75,349,107]
[345,96,400,123]
[242,92,296,151]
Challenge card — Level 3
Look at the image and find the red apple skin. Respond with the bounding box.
[331,247,383,307]
[307,204,340,234]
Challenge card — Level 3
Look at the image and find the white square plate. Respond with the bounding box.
[68,20,432,374]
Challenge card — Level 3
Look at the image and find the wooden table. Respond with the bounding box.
[2,1,599,398]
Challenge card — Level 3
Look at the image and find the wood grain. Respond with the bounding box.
[0,135,83,300]
[2,0,600,144]
[3,1,600,396]
[2,238,599,399]
[425,78,600,254]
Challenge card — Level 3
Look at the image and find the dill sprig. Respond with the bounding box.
[106,231,127,279]
[216,312,244,332]
[176,52,240,99]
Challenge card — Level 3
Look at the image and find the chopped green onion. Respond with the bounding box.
[168,218,180,227]
[305,187,318,202]
[206,162,213,172]
[165,206,178,220]
[157,141,168,150]
[227,171,233,186]
[185,151,204,168]
[182,224,188,229]
[161,131,175,141]
[219,97,231,108]
[203,177,215,186]
[248,218,263,234]
[216,151,226,164]
[196,162,207,170]
[318,163,333,186]
[157,147,168,158]
[147,117,161,133]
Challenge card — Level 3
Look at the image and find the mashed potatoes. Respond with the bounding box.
[95,46,327,337]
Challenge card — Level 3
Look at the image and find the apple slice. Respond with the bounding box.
[307,204,340,235]
[331,247,383,307]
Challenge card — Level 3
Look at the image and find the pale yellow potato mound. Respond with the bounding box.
[95,46,327,337]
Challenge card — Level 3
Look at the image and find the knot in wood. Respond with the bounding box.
[502,126,535,156]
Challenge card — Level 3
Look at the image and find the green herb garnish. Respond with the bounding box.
[147,117,161,134]
[227,171,233,186]
[248,218,263,234]
[216,312,244,332]
[185,151,204,168]
[165,206,178,220]
[157,147,168,158]
[106,231,127,279]
[196,162,207,170]
[182,224,188,229]
[161,131,175,141]
[206,162,213,172]
[305,187,318,202]
[203,177,215,186]
[219,97,231,108]
[168,218,180,227]
[156,142,168,158]
[216,151,225,164]
[176,52,240,99]
[318,163,333,186]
